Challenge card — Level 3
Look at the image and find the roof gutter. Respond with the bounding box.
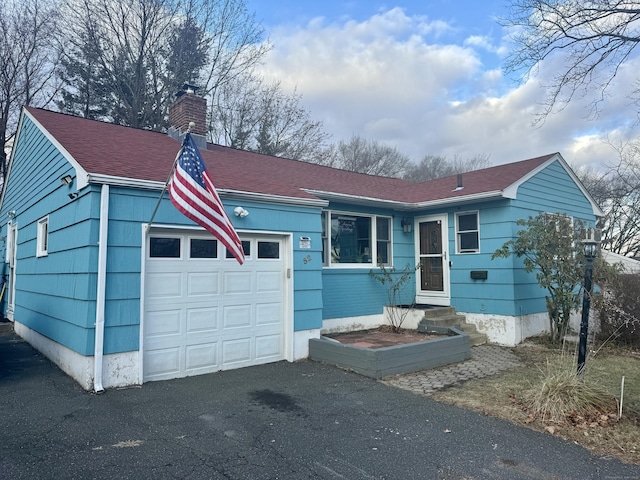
[93,184,109,394]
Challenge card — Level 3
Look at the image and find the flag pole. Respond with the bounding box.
[145,124,193,233]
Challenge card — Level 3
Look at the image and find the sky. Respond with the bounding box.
[243,0,640,171]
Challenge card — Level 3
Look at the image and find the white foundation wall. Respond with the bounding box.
[321,314,384,334]
[462,312,549,346]
[293,329,320,360]
[14,322,140,390]
[321,309,423,335]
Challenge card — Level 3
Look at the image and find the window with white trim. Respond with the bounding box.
[322,211,392,266]
[36,216,49,257]
[455,211,479,253]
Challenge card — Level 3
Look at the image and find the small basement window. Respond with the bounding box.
[36,216,49,257]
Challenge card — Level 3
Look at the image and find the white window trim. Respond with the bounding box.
[36,216,49,258]
[322,210,393,268]
[455,210,480,254]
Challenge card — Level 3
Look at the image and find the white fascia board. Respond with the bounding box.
[302,189,413,210]
[304,188,505,211]
[219,189,328,208]
[23,109,90,190]
[87,174,328,208]
[501,153,604,217]
[411,191,504,209]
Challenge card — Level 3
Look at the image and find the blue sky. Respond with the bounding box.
[243,1,640,169]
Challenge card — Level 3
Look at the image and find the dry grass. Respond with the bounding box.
[431,344,640,464]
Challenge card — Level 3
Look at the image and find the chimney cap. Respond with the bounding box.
[176,83,200,97]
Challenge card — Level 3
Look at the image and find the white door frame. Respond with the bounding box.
[414,214,450,306]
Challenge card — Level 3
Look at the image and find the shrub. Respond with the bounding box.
[524,358,616,423]
[597,273,640,348]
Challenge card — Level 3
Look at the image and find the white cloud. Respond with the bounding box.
[256,7,640,171]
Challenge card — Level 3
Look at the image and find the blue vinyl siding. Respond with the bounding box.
[450,160,597,317]
[107,187,325,339]
[1,116,325,357]
[322,203,416,320]
[0,116,99,355]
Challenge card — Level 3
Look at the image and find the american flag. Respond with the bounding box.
[168,133,245,265]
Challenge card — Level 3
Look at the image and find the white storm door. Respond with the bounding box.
[415,214,450,306]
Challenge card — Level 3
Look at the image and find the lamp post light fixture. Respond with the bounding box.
[577,236,599,374]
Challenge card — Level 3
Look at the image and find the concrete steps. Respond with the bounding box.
[417,306,487,346]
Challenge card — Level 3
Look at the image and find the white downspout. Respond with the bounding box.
[94,184,109,393]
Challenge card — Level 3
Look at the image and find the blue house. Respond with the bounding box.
[0,93,602,390]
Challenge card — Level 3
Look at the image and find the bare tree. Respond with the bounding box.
[58,0,268,130]
[403,154,491,182]
[583,143,640,258]
[502,0,640,120]
[327,135,411,178]
[0,0,61,191]
[210,74,331,163]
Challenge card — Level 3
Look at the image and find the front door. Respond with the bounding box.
[415,214,450,306]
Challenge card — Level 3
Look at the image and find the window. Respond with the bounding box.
[456,211,479,253]
[36,216,49,257]
[150,237,181,258]
[258,241,280,259]
[227,240,250,259]
[190,238,217,259]
[322,211,392,266]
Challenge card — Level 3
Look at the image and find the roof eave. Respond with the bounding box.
[86,174,328,207]
[410,190,505,210]
[304,188,506,210]
[302,189,413,210]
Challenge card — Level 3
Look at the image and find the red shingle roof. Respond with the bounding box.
[25,107,556,205]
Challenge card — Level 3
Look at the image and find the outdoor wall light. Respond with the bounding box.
[401,218,412,233]
[60,175,74,185]
[7,210,16,219]
[233,206,249,218]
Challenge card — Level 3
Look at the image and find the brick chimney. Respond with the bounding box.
[168,84,207,149]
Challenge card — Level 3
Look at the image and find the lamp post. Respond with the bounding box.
[577,238,599,374]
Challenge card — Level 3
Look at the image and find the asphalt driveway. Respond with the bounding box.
[1,328,639,480]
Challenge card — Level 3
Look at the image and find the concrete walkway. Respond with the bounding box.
[384,345,522,395]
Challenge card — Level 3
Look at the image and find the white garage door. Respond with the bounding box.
[143,230,287,382]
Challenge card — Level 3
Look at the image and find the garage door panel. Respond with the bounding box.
[255,334,282,359]
[145,347,181,378]
[222,305,252,329]
[186,343,219,371]
[223,271,253,294]
[186,307,219,333]
[222,338,252,365]
[187,272,220,297]
[146,272,183,298]
[255,303,282,325]
[256,271,282,293]
[145,310,182,338]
